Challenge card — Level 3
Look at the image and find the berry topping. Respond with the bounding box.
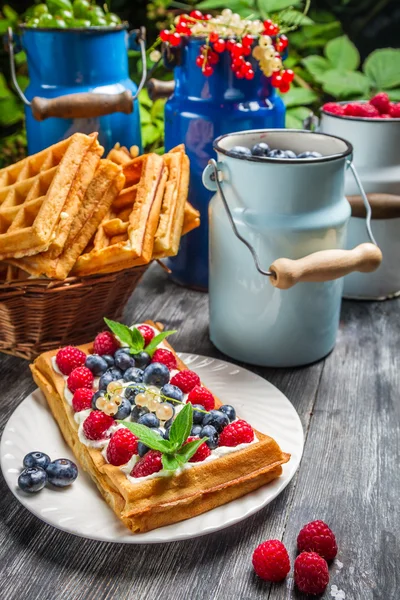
[85,354,109,376]
[152,348,177,370]
[137,324,155,346]
[170,369,201,393]
[187,386,215,411]
[131,449,162,478]
[23,451,50,470]
[200,424,219,449]
[294,552,329,595]
[185,436,211,462]
[143,362,170,387]
[114,398,132,420]
[137,413,160,428]
[82,410,114,440]
[131,405,149,422]
[220,404,236,422]
[114,348,135,371]
[322,102,346,116]
[219,419,254,446]
[192,404,206,425]
[124,367,144,383]
[370,92,391,114]
[202,409,229,433]
[132,351,151,369]
[161,383,184,404]
[46,459,78,487]
[18,466,47,493]
[297,520,338,561]
[56,346,86,375]
[72,388,94,412]
[106,428,139,466]
[67,366,94,393]
[93,331,120,356]
[252,540,291,582]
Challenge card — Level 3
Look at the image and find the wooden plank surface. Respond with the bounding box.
[0,264,398,600]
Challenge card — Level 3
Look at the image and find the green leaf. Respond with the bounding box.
[278,9,313,27]
[139,105,151,125]
[144,330,177,357]
[197,0,252,11]
[324,35,359,71]
[258,0,302,11]
[363,49,400,91]
[0,98,24,127]
[177,438,209,463]
[280,87,317,108]
[387,88,400,101]
[161,454,182,471]
[285,106,312,129]
[138,89,153,108]
[129,327,145,353]
[142,124,161,147]
[120,422,173,453]
[168,402,193,448]
[3,5,19,21]
[104,317,135,349]
[319,69,371,98]
[302,55,330,81]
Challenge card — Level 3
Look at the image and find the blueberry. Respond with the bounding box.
[99,367,123,390]
[268,149,287,159]
[192,404,206,425]
[163,428,170,440]
[18,466,47,493]
[85,354,108,376]
[200,425,219,449]
[297,151,322,159]
[131,406,149,422]
[46,459,78,488]
[137,413,160,428]
[132,351,151,369]
[164,417,174,430]
[102,355,115,368]
[228,145,252,158]
[251,142,270,157]
[143,363,170,387]
[124,367,144,383]
[92,390,104,410]
[138,441,149,457]
[220,405,236,422]
[124,385,142,404]
[284,150,297,159]
[202,410,229,433]
[23,451,50,470]
[191,424,202,437]
[114,398,131,420]
[161,383,183,405]
[114,349,135,371]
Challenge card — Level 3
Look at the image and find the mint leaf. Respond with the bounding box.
[144,330,177,357]
[104,318,135,348]
[120,422,172,453]
[161,454,182,471]
[129,327,145,353]
[169,402,193,448]
[177,437,209,463]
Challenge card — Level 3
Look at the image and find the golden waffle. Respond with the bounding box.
[72,153,167,276]
[106,144,139,165]
[0,133,102,260]
[182,201,200,236]
[7,160,125,280]
[31,321,290,534]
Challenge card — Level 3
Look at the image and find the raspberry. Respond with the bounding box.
[297,520,338,560]
[187,386,215,411]
[322,102,345,116]
[106,428,138,466]
[137,324,155,346]
[345,102,379,118]
[83,410,114,440]
[370,92,391,114]
[152,348,177,370]
[93,331,119,356]
[359,104,380,117]
[219,419,254,447]
[72,388,94,412]
[170,370,201,393]
[380,114,392,118]
[389,103,400,118]
[294,552,329,595]
[131,450,162,478]
[252,540,290,582]
[67,366,94,393]
[56,346,86,375]
[344,102,363,116]
[185,436,211,462]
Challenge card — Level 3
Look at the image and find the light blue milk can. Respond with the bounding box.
[203,130,382,367]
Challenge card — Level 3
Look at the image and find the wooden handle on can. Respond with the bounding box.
[347,193,400,219]
[147,78,175,101]
[269,243,382,290]
[31,90,133,121]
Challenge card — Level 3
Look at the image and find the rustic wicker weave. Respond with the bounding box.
[0,265,148,360]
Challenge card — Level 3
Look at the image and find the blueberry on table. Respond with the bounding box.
[23,451,50,470]
[192,404,206,425]
[267,149,288,159]
[251,142,270,157]
[123,367,144,384]
[297,151,322,159]
[132,351,151,370]
[220,405,236,422]
[202,410,229,433]
[143,363,170,387]
[46,459,78,488]
[161,384,184,405]
[18,467,47,493]
[85,354,108,376]
[200,425,219,450]
[114,398,131,420]
[137,413,160,429]
[228,146,252,158]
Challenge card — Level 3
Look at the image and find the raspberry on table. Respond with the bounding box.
[131,450,162,478]
[297,519,338,561]
[170,370,201,393]
[252,539,290,582]
[185,436,211,462]
[93,331,120,356]
[219,419,254,447]
[187,386,215,411]
[389,103,400,118]
[152,348,177,370]
[370,92,391,114]
[83,410,114,440]
[72,388,94,412]
[56,346,86,375]
[137,324,155,346]
[106,428,138,466]
[294,551,329,595]
[67,366,94,393]
[323,102,345,116]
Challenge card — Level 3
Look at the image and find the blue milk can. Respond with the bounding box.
[7,26,145,155]
[159,37,286,289]
[203,130,382,367]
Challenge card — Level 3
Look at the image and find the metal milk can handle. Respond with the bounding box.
[6,27,147,121]
[203,158,382,290]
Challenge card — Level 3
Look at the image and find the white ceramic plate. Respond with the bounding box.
[1,354,303,544]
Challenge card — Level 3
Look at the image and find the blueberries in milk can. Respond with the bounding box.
[227,143,322,160]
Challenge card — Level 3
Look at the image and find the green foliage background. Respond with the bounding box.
[1,0,400,166]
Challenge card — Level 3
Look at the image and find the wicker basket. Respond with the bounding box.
[0,265,148,360]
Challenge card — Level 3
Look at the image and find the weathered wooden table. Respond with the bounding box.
[0,265,398,600]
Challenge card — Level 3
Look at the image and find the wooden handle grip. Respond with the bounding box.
[147,78,175,101]
[269,243,382,290]
[31,90,133,121]
[347,193,400,219]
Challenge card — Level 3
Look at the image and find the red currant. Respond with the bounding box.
[196,55,204,67]
[232,43,244,57]
[275,41,284,52]
[160,29,170,42]
[209,32,219,43]
[235,70,244,79]
[279,34,288,49]
[213,39,226,53]
[203,64,214,77]
[242,34,253,47]
[245,69,255,80]
[176,23,190,35]
[279,81,290,93]
[282,69,294,83]
[190,10,203,20]
[169,32,181,47]
[204,13,212,20]
[208,51,219,65]
[232,56,244,69]
[226,39,235,52]
[271,73,283,87]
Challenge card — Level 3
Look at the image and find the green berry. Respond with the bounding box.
[38,13,56,27]
[72,0,91,18]
[105,13,121,25]
[67,17,91,27]
[26,17,40,27]
[55,9,73,20]
[47,0,73,15]
[32,4,49,17]
[90,14,107,26]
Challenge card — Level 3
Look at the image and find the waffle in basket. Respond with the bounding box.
[30,321,289,533]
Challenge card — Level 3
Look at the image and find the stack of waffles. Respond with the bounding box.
[0,133,199,282]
